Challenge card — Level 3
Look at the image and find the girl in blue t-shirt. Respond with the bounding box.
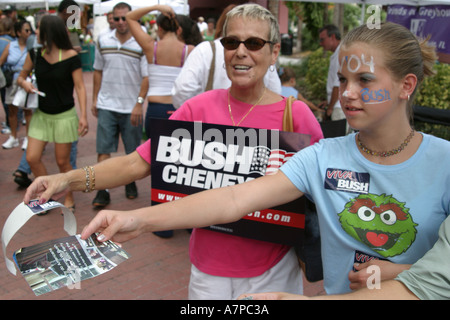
[279,66,323,118]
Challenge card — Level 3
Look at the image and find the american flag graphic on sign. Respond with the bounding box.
[249,146,295,176]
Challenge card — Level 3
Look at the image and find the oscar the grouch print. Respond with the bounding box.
[338,193,418,258]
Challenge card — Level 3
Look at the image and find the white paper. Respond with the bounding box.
[1,200,77,275]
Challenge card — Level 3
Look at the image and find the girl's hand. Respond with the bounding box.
[21,79,37,93]
[348,260,411,290]
[78,117,89,137]
[81,209,146,243]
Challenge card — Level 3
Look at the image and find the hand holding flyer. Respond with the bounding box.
[13,233,130,296]
[1,200,130,296]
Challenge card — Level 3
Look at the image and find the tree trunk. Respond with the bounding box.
[323,3,329,25]
[296,16,302,53]
[332,4,344,35]
[268,0,279,19]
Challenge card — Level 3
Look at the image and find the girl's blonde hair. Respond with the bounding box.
[342,22,437,120]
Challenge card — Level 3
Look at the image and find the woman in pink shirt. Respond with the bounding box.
[25,4,323,299]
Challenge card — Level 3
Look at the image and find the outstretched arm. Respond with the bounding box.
[24,151,150,204]
[81,171,304,243]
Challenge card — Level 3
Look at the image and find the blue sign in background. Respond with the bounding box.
[387,5,450,55]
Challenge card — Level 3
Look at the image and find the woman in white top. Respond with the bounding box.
[126,5,194,135]
[0,20,33,150]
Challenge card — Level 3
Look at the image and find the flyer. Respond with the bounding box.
[2,200,130,296]
[13,233,130,296]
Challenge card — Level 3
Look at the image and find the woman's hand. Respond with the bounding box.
[155,4,176,19]
[23,173,71,205]
[78,116,89,137]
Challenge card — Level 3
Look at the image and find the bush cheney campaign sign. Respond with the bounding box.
[149,119,311,247]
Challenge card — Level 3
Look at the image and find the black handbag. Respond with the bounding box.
[2,48,27,88]
[283,96,324,282]
[3,65,14,88]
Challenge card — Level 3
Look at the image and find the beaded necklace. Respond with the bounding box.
[357,129,415,157]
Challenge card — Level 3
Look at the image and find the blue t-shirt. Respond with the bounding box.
[280,133,450,294]
[281,85,298,98]
[0,35,14,56]
[6,40,28,80]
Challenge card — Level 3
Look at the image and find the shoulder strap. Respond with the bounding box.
[153,41,158,64]
[205,41,215,91]
[180,44,188,67]
[283,96,295,132]
[9,42,28,68]
[13,49,27,68]
[32,48,38,68]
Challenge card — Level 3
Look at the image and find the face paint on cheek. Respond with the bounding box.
[342,90,351,98]
[360,88,391,104]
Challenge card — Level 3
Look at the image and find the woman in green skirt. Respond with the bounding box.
[17,15,88,212]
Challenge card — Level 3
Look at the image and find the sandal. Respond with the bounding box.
[13,170,32,188]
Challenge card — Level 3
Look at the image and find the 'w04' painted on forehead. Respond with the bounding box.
[339,54,375,73]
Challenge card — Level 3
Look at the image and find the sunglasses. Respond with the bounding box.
[220,37,274,51]
[113,16,126,22]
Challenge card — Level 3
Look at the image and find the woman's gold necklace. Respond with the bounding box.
[228,87,266,127]
[357,129,415,157]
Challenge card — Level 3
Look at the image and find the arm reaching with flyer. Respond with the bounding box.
[79,171,304,243]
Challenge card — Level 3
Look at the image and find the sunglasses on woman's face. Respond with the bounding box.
[113,16,126,22]
[220,37,274,51]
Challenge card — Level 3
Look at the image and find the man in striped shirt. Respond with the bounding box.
[91,2,149,207]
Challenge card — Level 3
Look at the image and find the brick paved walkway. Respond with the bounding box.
[0,72,324,300]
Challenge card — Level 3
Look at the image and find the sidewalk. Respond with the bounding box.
[0,71,324,300]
